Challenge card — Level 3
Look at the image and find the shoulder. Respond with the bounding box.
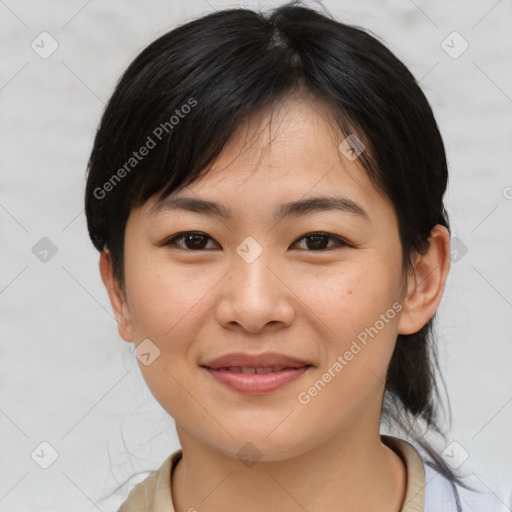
[422,455,510,512]
[117,470,158,512]
[383,435,510,512]
[117,449,182,512]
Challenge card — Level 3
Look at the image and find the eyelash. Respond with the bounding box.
[160,231,352,252]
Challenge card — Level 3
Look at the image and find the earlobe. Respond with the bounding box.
[397,225,451,335]
[99,250,134,343]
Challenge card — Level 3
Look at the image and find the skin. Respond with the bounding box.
[100,93,450,512]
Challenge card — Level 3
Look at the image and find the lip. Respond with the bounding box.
[201,351,312,370]
[203,366,311,394]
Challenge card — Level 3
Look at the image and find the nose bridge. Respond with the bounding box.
[215,235,294,332]
[233,235,275,298]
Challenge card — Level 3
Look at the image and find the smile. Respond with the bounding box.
[204,365,312,394]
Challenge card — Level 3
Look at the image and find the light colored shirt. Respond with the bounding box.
[117,435,509,511]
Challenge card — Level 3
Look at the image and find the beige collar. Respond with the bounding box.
[119,435,426,511]
[381,434,426,511]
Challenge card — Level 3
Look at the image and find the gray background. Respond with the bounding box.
[1,0,511,510]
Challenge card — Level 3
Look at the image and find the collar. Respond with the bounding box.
[127,435,426,511]
[381,434,426,511]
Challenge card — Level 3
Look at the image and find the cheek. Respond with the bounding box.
[123,255,223,358]
[301,262,397,326]
[301,263,401,372]
[122,258,207,412]
[295,270,400,417]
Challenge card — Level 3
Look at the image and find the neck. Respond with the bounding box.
[171,426,407,512]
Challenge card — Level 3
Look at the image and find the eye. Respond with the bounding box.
[161,231,219,251]
[159,231,351,252]
[290,232,350,251]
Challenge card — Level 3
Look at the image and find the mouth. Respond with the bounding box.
[201,364,313,394]
[201,351,313,371]
[202,365,312,373]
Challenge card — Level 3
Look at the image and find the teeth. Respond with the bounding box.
[222,366,289,373]
[269,366,287,373]
[255,367,274,374]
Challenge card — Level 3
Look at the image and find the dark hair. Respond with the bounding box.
[86,2,476,509]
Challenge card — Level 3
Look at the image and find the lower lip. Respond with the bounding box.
[203,366,311,394]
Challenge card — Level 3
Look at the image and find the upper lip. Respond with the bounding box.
[201,352,313,370]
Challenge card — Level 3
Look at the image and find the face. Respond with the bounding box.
[103,95,429,461]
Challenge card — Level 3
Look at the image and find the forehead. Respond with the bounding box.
[143,96,394,226]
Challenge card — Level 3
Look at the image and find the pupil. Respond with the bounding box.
[187,234,206,249]
[308,235,327,250]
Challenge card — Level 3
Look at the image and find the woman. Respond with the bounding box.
[85,2,507,511]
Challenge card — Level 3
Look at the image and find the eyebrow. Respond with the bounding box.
[150,195,370,222]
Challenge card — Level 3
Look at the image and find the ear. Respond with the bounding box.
[397,224,451,335]
[99,249,134,342]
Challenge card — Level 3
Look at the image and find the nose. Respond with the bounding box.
[214,247,295,333]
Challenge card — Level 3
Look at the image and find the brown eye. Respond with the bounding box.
[162,232,219,250]
[159,231,351,252]
[291,232,350,251]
